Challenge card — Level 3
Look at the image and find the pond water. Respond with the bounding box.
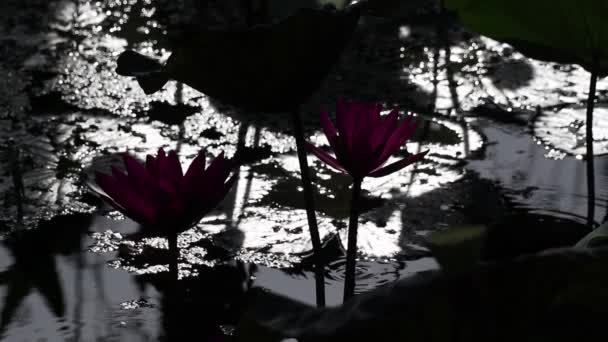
[0,0,606,340]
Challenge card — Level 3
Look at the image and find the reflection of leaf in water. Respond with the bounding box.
[0,66,29,120]
[0,120,92,230]
[0,253,63,330]
[134,261,252,340]
[0,214,91,331]
[49,0,107,33]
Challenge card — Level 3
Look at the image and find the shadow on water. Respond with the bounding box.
[0,214,90,333]
[0,214,164,341]
[135,261,253,341]
[0,212,251,341]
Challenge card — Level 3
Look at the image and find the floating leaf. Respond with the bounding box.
[428,225,486,274]
[575,221,608,248]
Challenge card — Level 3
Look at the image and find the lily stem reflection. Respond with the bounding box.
[165,232,180,341]
[168,233,179,283]
[343,178,362,301]
[585,54,599,228]
[7,140,24,224]
[167,232,179,303]
[290,109,325,307]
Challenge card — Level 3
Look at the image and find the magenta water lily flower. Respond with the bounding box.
[306,100,428,179]
[94,148,236,234]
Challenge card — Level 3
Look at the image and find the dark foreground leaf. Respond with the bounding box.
[238,245,608,341]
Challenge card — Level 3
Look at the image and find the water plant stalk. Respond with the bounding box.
[165,232,180,339]
[343,178,362,301]
[168,233,179,283]
[291,109,325,307]
[586,54,599,228]
[8,142,24,224]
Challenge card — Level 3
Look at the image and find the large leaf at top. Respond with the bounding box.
[167,8,359,112]
[118,8,360,113]
[444,0,608,75]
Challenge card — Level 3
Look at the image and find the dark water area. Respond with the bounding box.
[1,0,607,340]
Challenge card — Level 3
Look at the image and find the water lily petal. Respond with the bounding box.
[370,103,382,125]
[196,153,233,197]
[192,155,234,213]
[374,115,417,168]
[356,101,379,130]
[350,101,370,149]
[346,102,382,168]
[345,101,372,156]
[320,108,339,149]
[93,172,127,212]
[123,154,158,199]
[204,152,230,180]
[156,148,168,179]
[335,99,356,152]
[146,154,158,179]
[95,148,236,233]
[395,115,418,146]
[167,150,184,184]
[111,166,129,185]
[370,109,398,150]
[209,172,237,209]
[189,170,236,224]
[335,98,348,135]
[306,142,347,173]
[368,150,428,178]
[182,150,206,192]
[95,172,156,224]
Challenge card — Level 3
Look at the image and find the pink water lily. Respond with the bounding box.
[306,100,428,179]
[94,148,236,234]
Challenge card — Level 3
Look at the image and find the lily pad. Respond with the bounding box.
[428,225,486,274]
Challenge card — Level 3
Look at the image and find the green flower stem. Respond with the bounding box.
[291,109,325,307]
[343,177,362,301]
[586,55,599,228]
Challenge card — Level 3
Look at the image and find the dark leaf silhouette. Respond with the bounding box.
[238,246,608,341]
[141,101,200,126]
[116,8,360,112]
[1,257,63,328]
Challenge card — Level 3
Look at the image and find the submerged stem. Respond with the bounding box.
[168,233,179,283]
[586,56,599,228]
[165,232,179,340]
[343,178,362,301]
[291,109,325,307]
